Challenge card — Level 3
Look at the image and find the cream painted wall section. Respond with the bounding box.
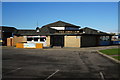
[46,36,50,47]
[64,36,81,47]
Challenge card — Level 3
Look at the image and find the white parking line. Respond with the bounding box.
[44,69,59,80]
[4,67,22,75]
[99,72,105,80]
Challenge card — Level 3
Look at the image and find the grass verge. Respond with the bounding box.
[112,56,120,61]
[99,48,120,61]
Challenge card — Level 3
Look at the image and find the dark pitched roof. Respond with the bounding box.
[43,21,80,28]
[15,29,39,36]
[39,26,57,34]
[0,26,17,33]
[15,27,57,36]
[80,27,111,35]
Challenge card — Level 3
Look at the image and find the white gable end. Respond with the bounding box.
[50,27,65,30]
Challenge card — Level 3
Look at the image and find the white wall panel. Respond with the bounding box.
[51,27,65,30]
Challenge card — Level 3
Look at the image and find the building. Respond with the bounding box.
[111,35,120,45]
[0,26,17,46]
[0,21,113,47]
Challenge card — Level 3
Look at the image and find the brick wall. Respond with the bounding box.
[64,36,81,47]
[13,36,27,46]
[46,36,50,47]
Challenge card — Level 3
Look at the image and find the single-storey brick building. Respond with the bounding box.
[1,21,112,47]
[0,26,17,46]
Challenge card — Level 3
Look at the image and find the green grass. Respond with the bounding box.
[99,48,120,55]
[112,56,120,61]
[99,48,120,61]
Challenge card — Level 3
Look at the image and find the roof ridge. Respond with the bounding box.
[43,20,80,28]
[18,29,35,30]
[0,26,16,29]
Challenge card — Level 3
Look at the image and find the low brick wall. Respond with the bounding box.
[16,43,43,49]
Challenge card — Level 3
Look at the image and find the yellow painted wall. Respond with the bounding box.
[36,43,43,48]
[64,36,81,47]
[16,43,24,48]
[7,38,13,46]
[46,36,50,47]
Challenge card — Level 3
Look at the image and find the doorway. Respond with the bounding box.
[50,35,64,47]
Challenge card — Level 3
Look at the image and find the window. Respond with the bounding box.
[40,38,46,42]
[27,36,46,42]
[65,27,79,30]
[100,36,110,41]
[27,38,33,41]
[34,38,39,41]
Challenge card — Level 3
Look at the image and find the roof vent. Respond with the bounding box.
[36,27,39,32]
[83,31,85,33]
[97,30,100,33]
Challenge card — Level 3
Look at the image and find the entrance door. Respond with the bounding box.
[50,35,64,47]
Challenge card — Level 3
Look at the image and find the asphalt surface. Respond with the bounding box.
[2,46,120,80]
